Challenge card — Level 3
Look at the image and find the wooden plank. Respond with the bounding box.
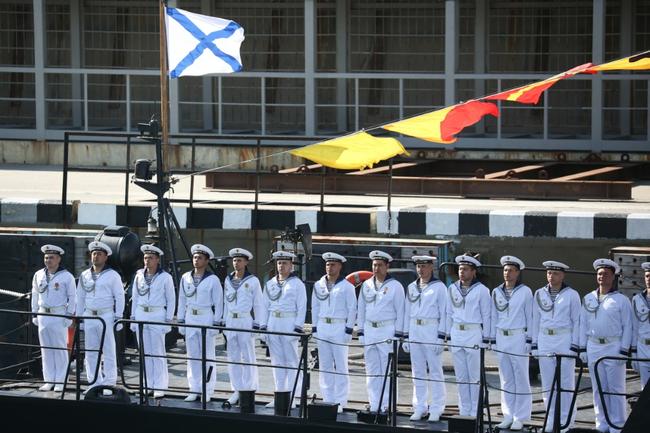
[552,166,623,181]
[483,163,552,179]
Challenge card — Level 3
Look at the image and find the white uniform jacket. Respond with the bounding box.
[262,273,307,332]
[76,267,125,320]
[403,278,447,342]
[579,289,633,357]
[31,267,76,320]
[530,284,581,353]
[357,276,405,338]
[445,280,491,343]
[311,275,357,333]
[631,292,650,352]
[489,283,533,344]
[130,267,176,330]
[177,271,223,325]
[224,270,264,328]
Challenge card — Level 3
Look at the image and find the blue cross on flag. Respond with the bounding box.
[165,7,244,78]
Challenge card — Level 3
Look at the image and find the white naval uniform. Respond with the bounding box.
[490,283,533,424]
[262,273,307,393]
[403,278,447,417]
[631,291,650,388]
[76,267,124,387]
[311,275,357,407]
[177,271,223,396]
[224,270,264,392]
[357,276,405,412]
[130,267,175,393]
[31,267,76,387]
[445,280,491,417]
[531,284,581,431]
[579,289,633,433]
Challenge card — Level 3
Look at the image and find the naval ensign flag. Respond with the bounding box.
[165,7,244,78]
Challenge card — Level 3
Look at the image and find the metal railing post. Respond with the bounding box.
[62,131,69,224]
[201,326,207,410]
[554,353,562,433]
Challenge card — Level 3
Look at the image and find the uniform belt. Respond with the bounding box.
[39,306,66,314]
[588,335,621,344]
[366,319,394,328]
[229,311,251,319]
[271,311,297,318]
[138,305,163,313]
[453,323,481,331]
[320,317,346,324]
[85,307,113,316]
[498,328,526,336]
[411,318,439,326]
[187,307,211,316]
[541,327,570,336]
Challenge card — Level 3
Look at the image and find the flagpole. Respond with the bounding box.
[159,0,170,173]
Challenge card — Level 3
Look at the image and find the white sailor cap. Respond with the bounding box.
[272,250,296,261]
[88,241,112,256]
[369,250,393,263]
[593,258,620,274]
[191,244,214,260]
[642,262,650,272]
[500,255,525,270]
[455,254,481,268]
[542,260,569,271]
[412,255,435,264]
[141,244,164,256]
[229,248,253,260]
[41,244,64,255]
[322,252,346,263]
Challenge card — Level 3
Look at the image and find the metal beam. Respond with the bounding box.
[483,163,554,179]
[205,172,632,200]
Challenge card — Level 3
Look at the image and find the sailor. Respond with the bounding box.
[129,244,175,399]
[631,262,650,388]
[531,261,581,433]
[261,250,307,407]
[402,255,447,422]
[177,244,223,402]
[579,259,633,433]
[223,247,264,406]
[31,244,76,392]
[490,255,533,431]
[311,252,357,413]
[444,254,491,417]
[357,250,405,413]
[76,241,125,395]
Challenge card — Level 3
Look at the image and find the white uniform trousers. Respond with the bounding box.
[496,332,532,423]
[267,316,302,393]
[225,317,258,391]
[134,310,169,392]
[450,327,482,416]
[537,332,576,431]
[587,341,626,433]
[84,311,117,386]
[38,315,69,386]
[185,314,217,395]
[316,321,350,406]
[363,324,395,412]
[409,340,445,416]
[637,339,650,389]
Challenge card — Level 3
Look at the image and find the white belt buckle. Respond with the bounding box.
[644,338,650,345]
[547,328,555,336]
[458,324,467,331]
[598,337,607,344]
[273,311,281,318]
[325,317,333,324]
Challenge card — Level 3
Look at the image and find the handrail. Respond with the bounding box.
[593,354,650,431]
[539,353,586,433]
[0,308,107,400]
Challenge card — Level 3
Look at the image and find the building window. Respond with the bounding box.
[349,0,444,73]
[0,1,34,66]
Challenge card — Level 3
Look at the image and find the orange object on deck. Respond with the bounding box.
[345,270,373,286]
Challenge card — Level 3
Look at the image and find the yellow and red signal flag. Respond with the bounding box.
[483,63,594,105]
[586,51,650,72]
[289,131,408,170]
[382,100,499,144]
